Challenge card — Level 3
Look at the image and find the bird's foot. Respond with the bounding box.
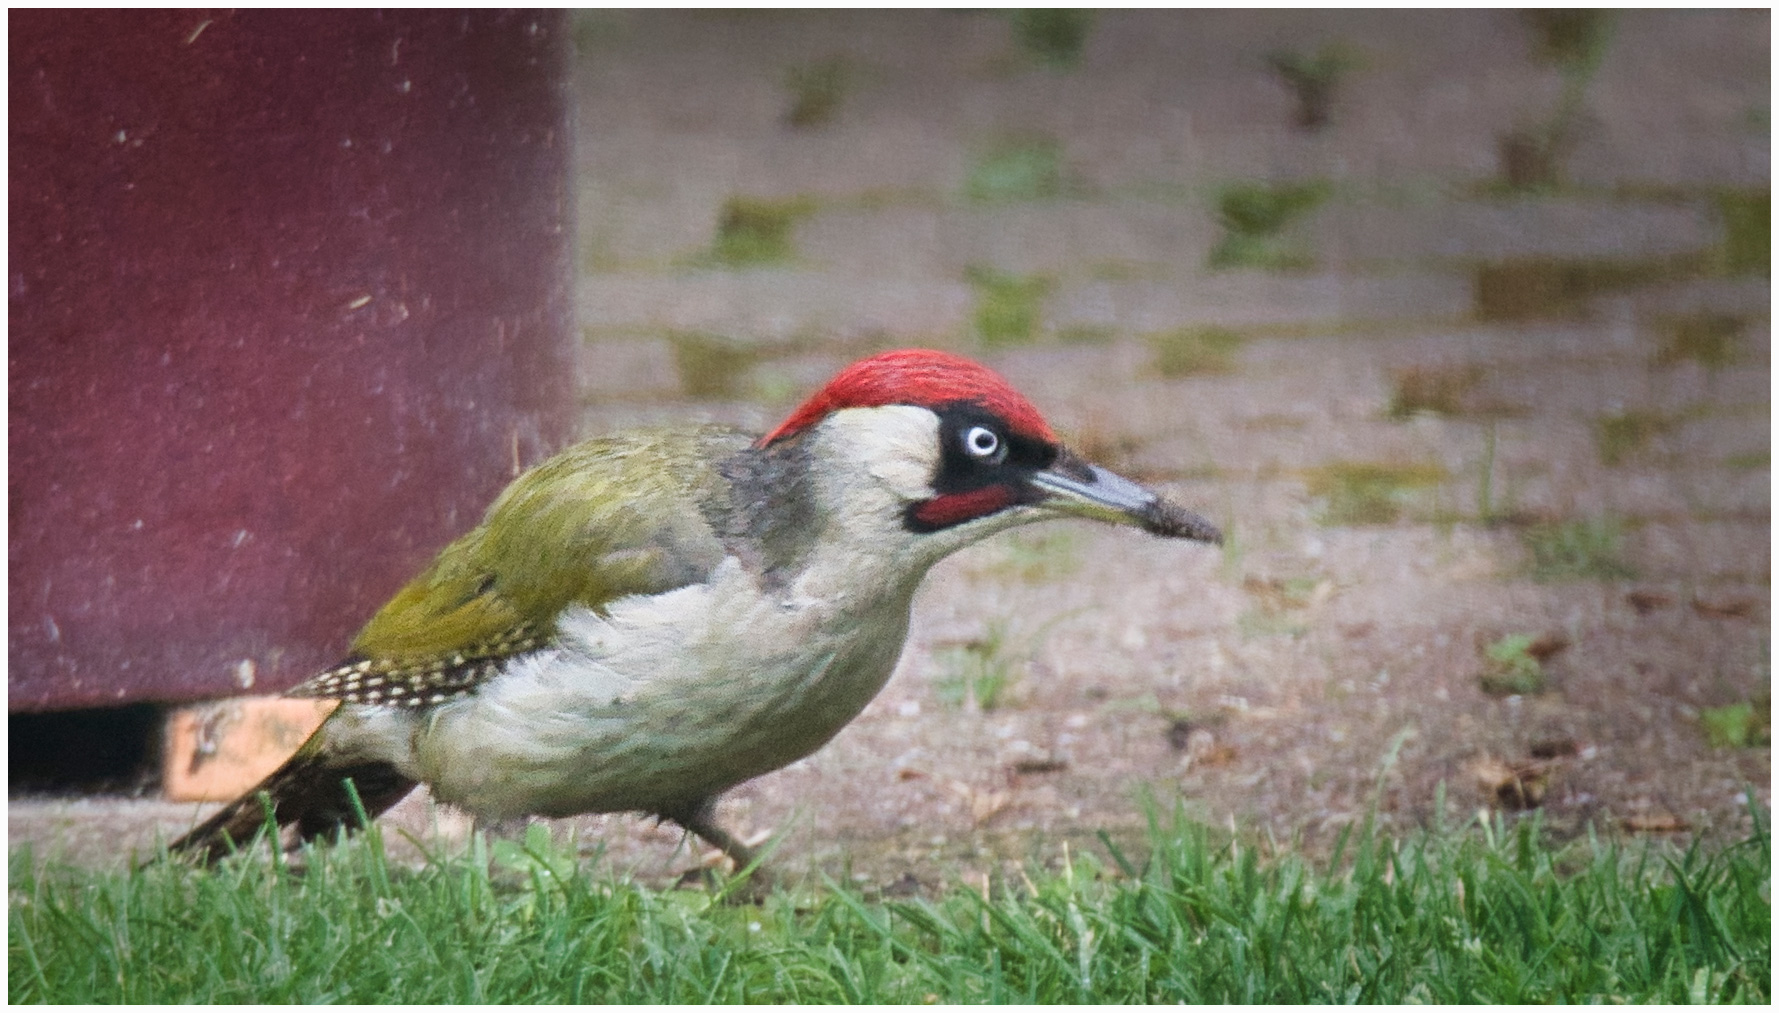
[674,862,774,903]
[663,800,775,902]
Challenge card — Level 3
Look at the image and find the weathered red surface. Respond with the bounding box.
[10,11,577,710]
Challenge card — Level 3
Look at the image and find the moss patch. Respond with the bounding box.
[1266,44,1359,131]
[965,136,1076,204]
[1715,189,1770,275]
[1149,326,1245,378]
[708,197,816,267]
[1495,11,1612,192]
[1471,255,1705,321]
[783,58,852,129]
[1056,324,1117,345]
[1654,313,1746,369]
[668,332,762,399]
[1209,182,1329,271]
[1386,364,1485,419]
[966,267,1052,348]
[1007,9,1093,69]
[1305,461,1446,526]
[1594,411,1675,467]
[1522,9,1614,67]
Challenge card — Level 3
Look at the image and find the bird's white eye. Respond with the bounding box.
[963,425,1004,462]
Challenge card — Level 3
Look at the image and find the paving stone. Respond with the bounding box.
[1614,279,1774,323]
[1672,415,1771,465]
[577,272,974,340]
[575,336,679,400]
[577,401,772,442]
[1628,520,1771,582]
[1254,326,1631,381]
[1484,359,1768,418]
[1050,273,1474,332]
[1569,9,1771,188]
[797,202,1218,280]
[1316,198,1722,266]
[579,192,729,267]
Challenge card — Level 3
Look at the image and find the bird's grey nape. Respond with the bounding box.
[715,439,820,581]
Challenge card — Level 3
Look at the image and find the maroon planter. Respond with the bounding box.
[10,10,577,710]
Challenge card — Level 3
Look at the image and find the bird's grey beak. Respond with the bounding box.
[1031,452,1223,544]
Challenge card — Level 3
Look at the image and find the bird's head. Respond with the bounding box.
[758,349,1221,562]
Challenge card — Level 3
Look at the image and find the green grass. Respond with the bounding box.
[1475,422,1504,522]
[1523,516,1636,581]
[1700,700,1771,749]
[11,811,1769,1003]
[1480,633,1548,696]
[983,528,1083,584]
[932,619,1022,711]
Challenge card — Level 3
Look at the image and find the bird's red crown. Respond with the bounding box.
[759,349,1057,447]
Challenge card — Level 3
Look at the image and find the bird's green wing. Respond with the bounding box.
[287,427,749,707]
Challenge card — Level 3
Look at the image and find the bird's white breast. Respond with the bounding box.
[407,556,914,821]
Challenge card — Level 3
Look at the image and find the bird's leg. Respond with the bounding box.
[669,798,759,870]
[473,814,534,841]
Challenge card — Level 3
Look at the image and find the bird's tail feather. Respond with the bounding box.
[167,737,416,865]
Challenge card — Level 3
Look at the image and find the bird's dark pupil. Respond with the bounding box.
[969,428,997,455]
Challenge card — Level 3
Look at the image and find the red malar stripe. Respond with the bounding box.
[911,485,1016,529]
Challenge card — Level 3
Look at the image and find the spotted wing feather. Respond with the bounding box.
[286,622,549,707]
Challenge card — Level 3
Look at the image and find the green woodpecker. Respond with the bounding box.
[170,348,1221,868]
